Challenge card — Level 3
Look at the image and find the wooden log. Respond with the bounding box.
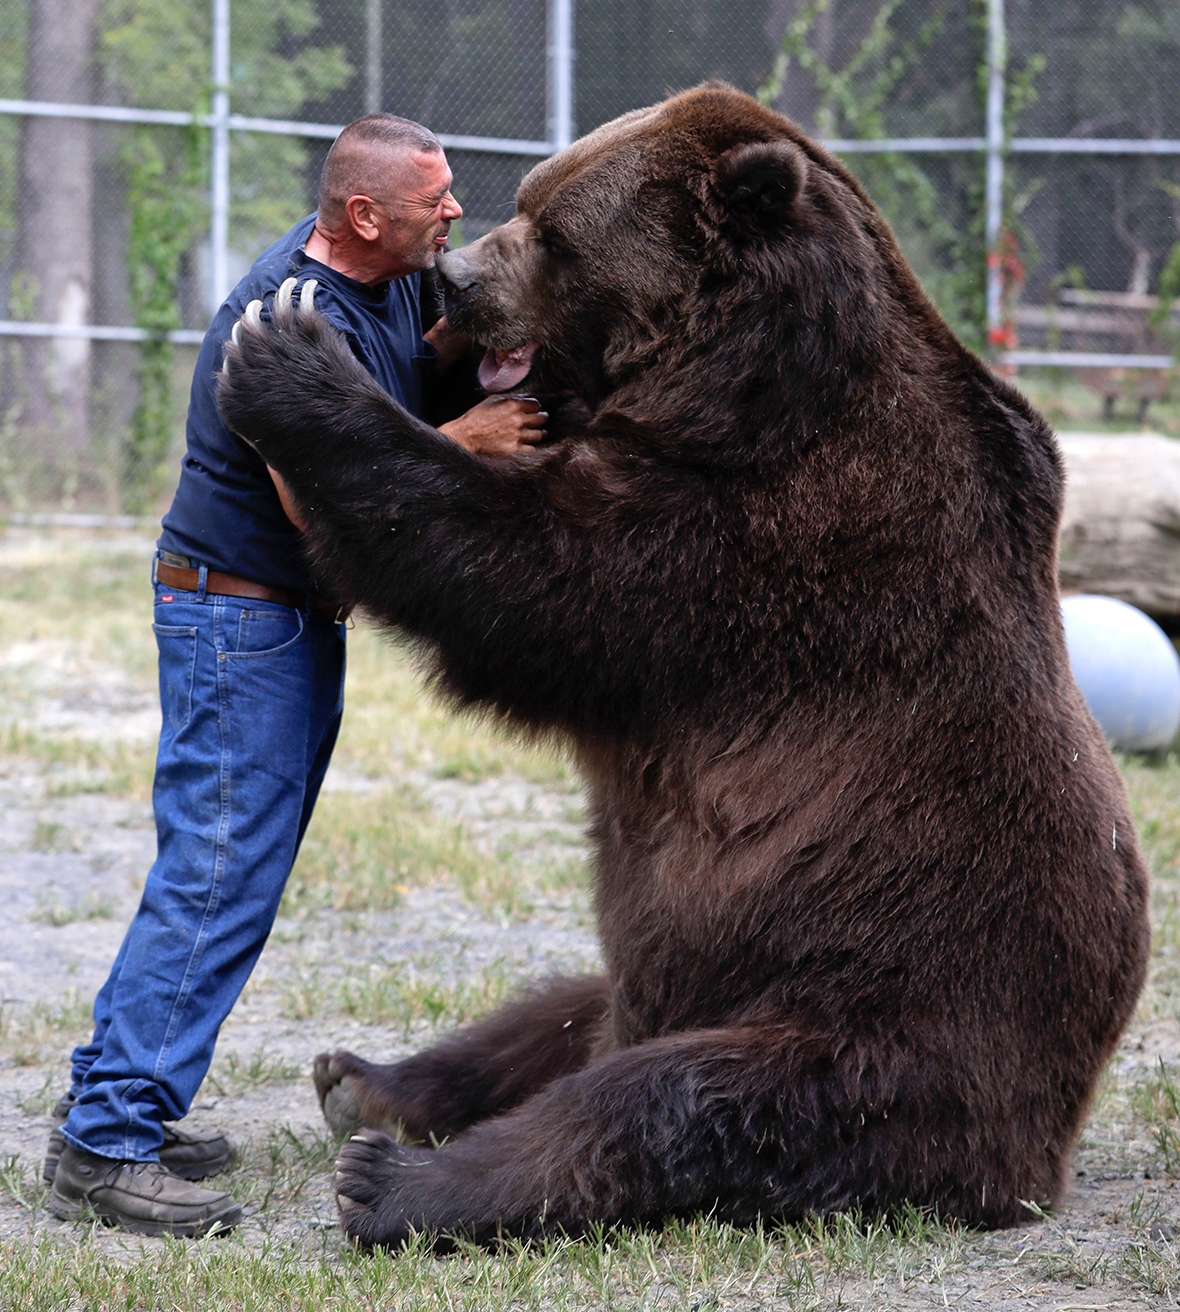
[1057,434,1180,627]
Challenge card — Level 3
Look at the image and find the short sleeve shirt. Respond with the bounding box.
[159,214,435,592]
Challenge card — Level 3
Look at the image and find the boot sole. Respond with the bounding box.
[49,1187,242,1238]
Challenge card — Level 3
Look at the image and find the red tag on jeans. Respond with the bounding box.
[160,594,174,602]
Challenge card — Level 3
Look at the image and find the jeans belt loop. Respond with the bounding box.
[197,563,208,603]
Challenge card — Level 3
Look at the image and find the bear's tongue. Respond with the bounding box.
[478,342,539,393]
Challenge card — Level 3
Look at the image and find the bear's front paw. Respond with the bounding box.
[335,1128,441,1250]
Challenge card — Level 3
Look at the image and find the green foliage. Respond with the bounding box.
[121,121,205,512]
[1151,182,1180,349]
[93,0,352,510]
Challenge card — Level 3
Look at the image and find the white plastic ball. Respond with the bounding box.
[1060,594,1180,753]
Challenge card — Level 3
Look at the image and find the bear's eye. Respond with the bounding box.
[538,228,576,261]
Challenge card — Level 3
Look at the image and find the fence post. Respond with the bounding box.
[211,0,231,313]
[984,0,1006,345]
[547,0,575,151]
[366,0,382,114]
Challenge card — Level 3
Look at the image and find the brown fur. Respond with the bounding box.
[217,85,1150,1248]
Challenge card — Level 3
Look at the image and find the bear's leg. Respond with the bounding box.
[314,974,613,1142]
[332,1024,1041,1249]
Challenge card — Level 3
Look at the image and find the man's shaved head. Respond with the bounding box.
[317,114,442,230]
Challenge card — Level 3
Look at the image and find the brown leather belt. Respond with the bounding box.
[155,561,352,624]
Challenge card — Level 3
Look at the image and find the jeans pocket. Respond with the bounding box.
[229,606,305,658]
[153,623,198,734]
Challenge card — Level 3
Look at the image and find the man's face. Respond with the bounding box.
[372,149,463,275]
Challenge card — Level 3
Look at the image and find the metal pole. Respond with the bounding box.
[984,0,1006,342]
[547,0,574,151]
[211,0,231,312]
[366,0,382,114]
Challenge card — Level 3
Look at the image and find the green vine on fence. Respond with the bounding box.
[755,0,987,345]
[755,0,1049,355]
[121,119,206,514]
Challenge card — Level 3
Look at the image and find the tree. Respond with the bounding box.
[15,0,98,457]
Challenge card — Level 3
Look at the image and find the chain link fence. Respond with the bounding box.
[0,0,1176,516]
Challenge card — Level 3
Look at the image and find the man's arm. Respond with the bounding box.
[439,395,547,455]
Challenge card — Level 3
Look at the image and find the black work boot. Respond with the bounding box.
[49,1144,242,1237]
[43,1092,235,1185]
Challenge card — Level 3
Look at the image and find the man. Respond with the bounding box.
[46,115,542,1238]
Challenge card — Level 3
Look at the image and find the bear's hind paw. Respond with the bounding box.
[335,1129,437,1249]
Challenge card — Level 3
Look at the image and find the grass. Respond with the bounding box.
[28,889,115,926]
[1014,366,1180,438]
[0,988,93,1067]
[0,1208,976,1312]
[1130,1058,1180,1174]
[283,787,494,916]
[277,959,515,1037]
[201,1047,304,1099]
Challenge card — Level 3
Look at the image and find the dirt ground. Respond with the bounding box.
[2,528,1180,1309]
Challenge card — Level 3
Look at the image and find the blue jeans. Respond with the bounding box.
[62,566,346,1161]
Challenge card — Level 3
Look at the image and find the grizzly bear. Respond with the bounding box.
[217,85,1149,1248]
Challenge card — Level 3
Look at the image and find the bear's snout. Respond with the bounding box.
[436,250,481,318]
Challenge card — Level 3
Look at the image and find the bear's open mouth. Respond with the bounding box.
[478,343,540,393]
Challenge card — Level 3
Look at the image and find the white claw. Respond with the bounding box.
[230,320,242,346]
[299,278,318,313]
[244,299,263,330]
[275,277,297,316]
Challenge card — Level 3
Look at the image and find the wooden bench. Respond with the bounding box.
[1014,290,1176,423]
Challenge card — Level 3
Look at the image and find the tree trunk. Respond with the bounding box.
[1057,434,1180,628]
[15,0,98,457]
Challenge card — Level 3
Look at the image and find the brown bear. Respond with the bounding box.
[216,85,1150,1249]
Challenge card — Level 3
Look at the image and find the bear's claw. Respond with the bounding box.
[222,279,318,377]
[274,276,296,315]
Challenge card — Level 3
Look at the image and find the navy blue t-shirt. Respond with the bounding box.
[159,214,435,591]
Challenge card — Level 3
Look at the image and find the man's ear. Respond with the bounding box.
[345,194,381,242]
[714,140,808,233]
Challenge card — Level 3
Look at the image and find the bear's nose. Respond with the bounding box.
[436,251,481,314]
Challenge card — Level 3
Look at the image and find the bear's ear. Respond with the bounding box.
[714,140,808,232]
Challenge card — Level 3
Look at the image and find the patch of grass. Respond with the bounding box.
[29,819,78,853]
[285,787,491,914]
[0,988,92,1066]
[0,1153,49,1213]
[0,1212,979,1311]
[16,1072,58,1116]
[0,723,155,798]
[1129,1058,1180,1173]
[231,1123,338,1216]
[279,959,515,1036]
[202,1046,303,1098]
[28,889,115,925]
[338,961,513,1035]
[286,788,541,921]
[1121,1230,1180,1299]
[1015,368,1180,438]
[330,623,574,786]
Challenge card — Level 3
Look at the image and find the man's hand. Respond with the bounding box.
[439,395,547,455]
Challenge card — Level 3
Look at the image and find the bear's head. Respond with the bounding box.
[437,85,943,440]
